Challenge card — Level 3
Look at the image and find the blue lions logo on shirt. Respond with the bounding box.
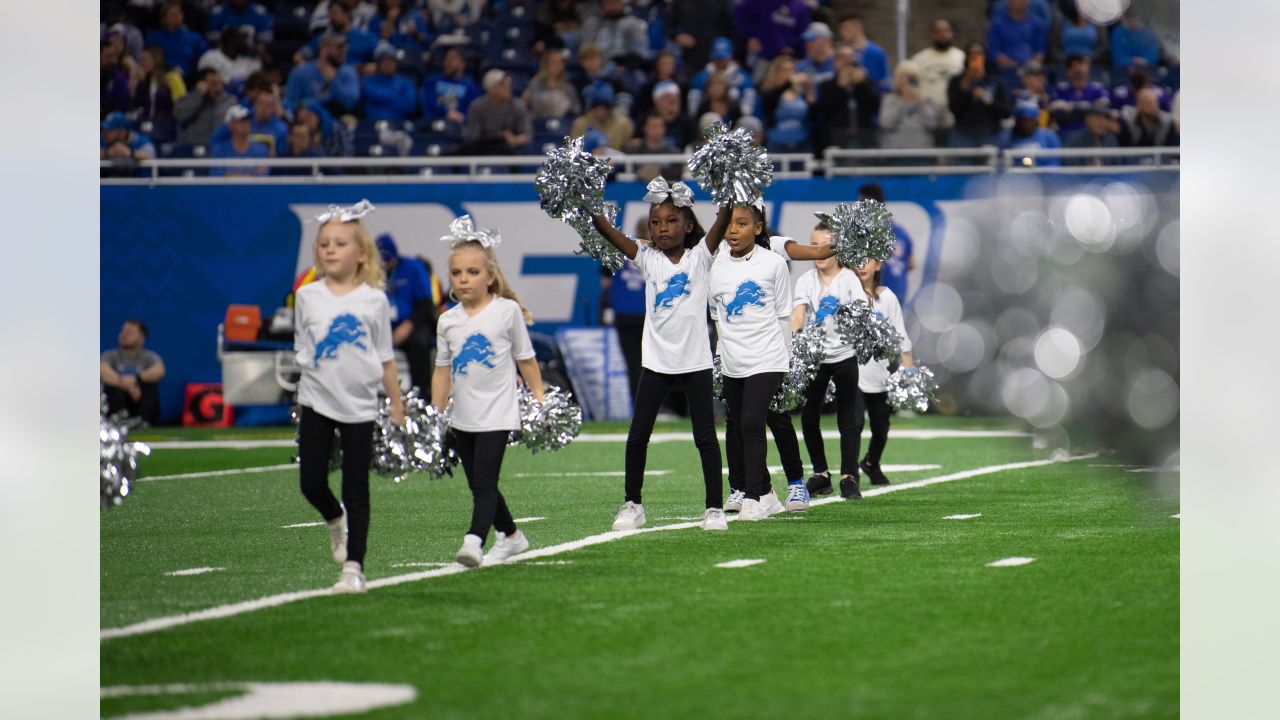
[451,333,497,376]
[724,280,767,321]
[653,272,691,311]
[814,295,841,325]
[313,313,368,367]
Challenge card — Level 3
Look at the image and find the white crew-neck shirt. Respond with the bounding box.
[295,281,395,423]
[435,296,536,432]
[633,241,714,373]
[710,241,793,377]
[792,267,865,364]
[858,287,913,392]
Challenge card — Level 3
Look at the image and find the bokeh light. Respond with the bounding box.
[1079,0,1130,24]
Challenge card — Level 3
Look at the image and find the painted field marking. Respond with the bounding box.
[522,560,574,566]
[101,453,1096,641]
[722,463,940,476]
[987,557,1036,567]
[1127,466,1181,473]
[141,464,298,482]
[99,681,416,719]
[166,567,225,577]
[513,516,546,523]
[389,562,451,568]
[281,521,325,529]
[715,559,766,569]
[944,513,983,520]
[1171,513,1180,519]
[511,470,670,478]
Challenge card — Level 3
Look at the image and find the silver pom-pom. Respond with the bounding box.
[887,365,938,413]
[535,135,611,222]
[569,203,628,273]
[824,378,837,405]
[712,355,724,400]
[815,199,897,269]
[373,390,459,481]
[834,301,903,365]
[100,397,150,509]
[509,384,583,453]
[771,322,828,412]
[688,123,774,207]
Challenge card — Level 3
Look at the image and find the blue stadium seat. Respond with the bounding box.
[533,116,572,135]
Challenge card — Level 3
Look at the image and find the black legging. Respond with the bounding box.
[625,368,722,508]
[722,372,788,500]
[454,429,518,543]
[298,406,373,565]
[800,357,861,476]
[725,407,805,492]
[854,390,893,465]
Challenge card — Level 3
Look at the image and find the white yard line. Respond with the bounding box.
[943,513,983,520]
[140,464,297,482]
[165,567,225,577]
[512,516,546,523]
[101,452,1095,642]
[510,470,671,478]
[281,522,326,529]
[714,559,766,569]
[987,557,1036,567]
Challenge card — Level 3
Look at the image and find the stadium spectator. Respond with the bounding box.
[1048,2,1108,66]
[758,54,811,153]
[101,39,136,116]
[205,0,274,51]
[835,14,890,92]
[310,0,378,34]
[878,61,939,151]
[735,114,766,146]
[427,0,486,34]
[1049,54,1110,135]
[421,46,481,125]
[733,0,811,62]
[1111,8,1164,73]
[1110,65,1172,113]
[174,68,238,144]
[634,51,683,121]
[524,49,582,119]
[100,112,156,162]
[693,74,741,126]
[285,34,361,114]
[667,0,738,72]
[947,41,1010,148]
[296,101,355,157]
[458,69,532,155]
[910,19,965,133]
[572,82,634,151]
[687,38,756,120]
[812,46,880,150]
[534,0,585,52]
[624,112,683,183]
[210,104,271,176]
[274,120,328,175]
[102,4,144,63]
[1063,106,1120,166]
[209,88,290,154]
[298,2,378,68]
[198,28,262,87]
[991,0,1053,25]
[101,319,165,427]
[375,233,438,396]
[858,182,914,302]
[651,80,696,149]
[999,100,1062,166]
[362,43,417,122]
[1118,87,1178,148]
[130,47,185,130]
[145,1,208,78]
[986,0,1048,75]
[580,0,650,66]
[369,0,433,63]
[1011,60,1051,127]
[796,22,836,90]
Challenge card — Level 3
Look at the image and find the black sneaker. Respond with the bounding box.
[806,473,834,496]
[839,475,862,499]
[861,459,890,486]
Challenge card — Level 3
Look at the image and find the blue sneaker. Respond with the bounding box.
[785,482,809,512]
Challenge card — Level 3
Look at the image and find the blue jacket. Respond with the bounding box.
[987,11,1048,66]
[210,140,271,176]
[208,116,289,156]
[285,61,360,111]
[385,257,433,326]
[362,73,418,122]
[303,28,379,66]
[999,127,1062,166]
[145,27,208,75]
[420,73,481,121]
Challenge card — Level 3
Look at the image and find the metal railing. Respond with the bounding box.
[824,147,1000,176]
[1001,146,1180,173]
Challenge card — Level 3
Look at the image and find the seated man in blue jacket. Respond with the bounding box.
[376,233,438,398]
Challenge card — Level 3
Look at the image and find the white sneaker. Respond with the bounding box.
[332,561,366,594]
[327,511,348,565]
[454,534,484,567]
[785,483,810,512]
[612,501,647,531]
[759,490,786,518]
[739,498,765,521]
[483,530,530,565]
[724,489,746,512]
[700,507,728,531]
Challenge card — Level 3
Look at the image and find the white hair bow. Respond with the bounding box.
[439,214,501,248]
[642,177,695,207]
[315,199,376,223]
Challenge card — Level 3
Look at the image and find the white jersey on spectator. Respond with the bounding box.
[858,287,913,393]
[710,241,793,378]
[295,281,394,423]
[435,296,535,433]
[634,242,714,374]
[792,267,864,364]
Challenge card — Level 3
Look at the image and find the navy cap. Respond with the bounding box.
[375,233,398,263]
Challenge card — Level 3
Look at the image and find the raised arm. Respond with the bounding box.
[782,238,834,261]
[590,213,640,260]
[703,205,732,254]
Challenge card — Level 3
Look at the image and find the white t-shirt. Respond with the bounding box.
[295,281,395,423]
[633,242,714,374]
[434,296,536,432]
[792,267,865,364]
[710,241,793,378]
[858,287,913,393]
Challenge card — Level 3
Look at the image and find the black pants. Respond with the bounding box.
[614,314,644,401]
[722,372,794,500]
[298,406,373,564]
[625,368,722,508]
[855,391,892,465]
[800,357,861,476]
[103,382,160,425]
[454,429,517,543]
[397,324,435,399]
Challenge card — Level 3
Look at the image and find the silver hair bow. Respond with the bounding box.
[642,177,695,207]
[439,214,501,248]
[315,199,376,223]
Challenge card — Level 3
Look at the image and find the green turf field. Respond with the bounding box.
[101,416,1178,719]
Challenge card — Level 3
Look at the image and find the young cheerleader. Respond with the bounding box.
[712,203,832,520]
[294,200,406,594]
[851,256,915,488]
[432,221,544,566]
[589,177,733,532]
[793,222,867,499]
